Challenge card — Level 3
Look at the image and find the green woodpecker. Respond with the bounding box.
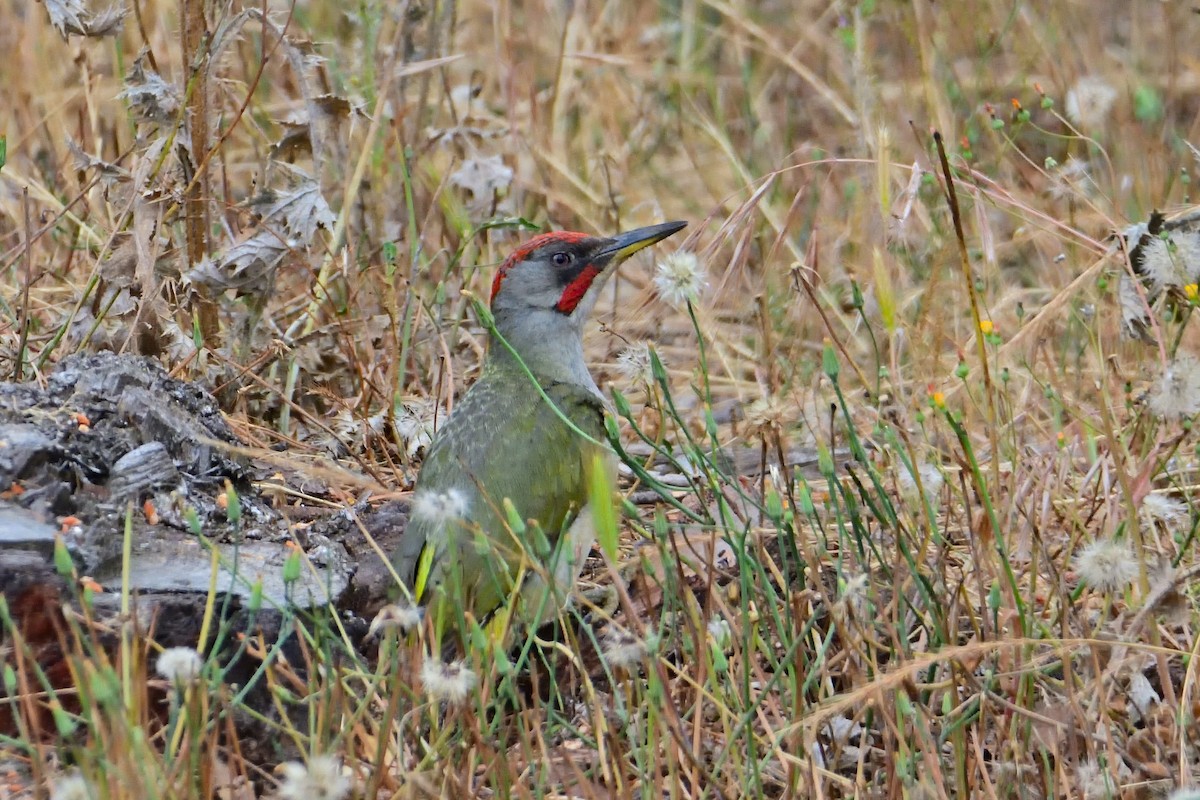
[394,220,687,643]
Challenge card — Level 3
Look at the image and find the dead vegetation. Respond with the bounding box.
[2,0,1200,798]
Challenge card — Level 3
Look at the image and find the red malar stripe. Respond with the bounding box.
[555,264,601,313]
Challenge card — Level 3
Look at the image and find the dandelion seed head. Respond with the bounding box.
[50,774,93,800]
[834,572,871,618]
[1047,157,1096,202]
[1118,273,1152,339]
[602,627,648,669]
[411,488,470,527]
[1065,76,1118,130]
[329,409,361,440]
[1141,493,1187,526]
[1148,355,1200,420]
[396,398,438,458]
[420,656,477,704]
[277,754,352,800]
[706,615,732,652]
[1075,538,1138,593]
[743,396,788,435]
[155,646,203,685]
[1075,757,1130,800]
[897,462,944,506]
[653,251,706,307]
[366,602,425,637]
[615,341,660,387]
[840,572,869,600]
[1137,236,1200,293]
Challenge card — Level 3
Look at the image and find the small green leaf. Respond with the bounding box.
[611,388,631,418]
[871,249,895,332]
[502,498,526,536]
[53,536,74,577]
[649,348,669,389]
[526,519,551,559]
[588,454,619,561]
[816,443,835,478]
[185,505,202,536]
[604,414,621,442]
[1134,85,1163,122]
[51,702,76,737]
[382,240,398,276]
[470,294,496,330]
[621,496,639,519]
[224,481,241,527]
[764,488,784,522]
[797,481,815,515]
[282,547,302,584]
[822,341,839,380]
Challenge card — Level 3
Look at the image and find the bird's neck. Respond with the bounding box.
[489,309,601,397]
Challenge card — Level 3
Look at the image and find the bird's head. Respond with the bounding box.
[489,221,687,323]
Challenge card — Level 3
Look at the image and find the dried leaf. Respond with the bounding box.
[1126,671,1161,719]
[98,235,138,287]
[250,170,335,244]
[43,0,127,38]
[119,50,180,124]
[65,137,130,182]
[312,94,353,118]
[184,231,288,294]
[450,155,513,200]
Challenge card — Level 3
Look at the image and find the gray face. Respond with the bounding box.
[491,235,613,318]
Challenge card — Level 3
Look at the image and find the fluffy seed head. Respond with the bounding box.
[839,572,870,607]
[653,250,706,307]
[897,462,945,506]
[1065,76,1118,129]
[1075,757,1130,800]
[707,615,733,652]
[276,754,352,800]
[396,398,438,458]
[366,602,425,637]
[615,341,661,387]
[421,656,478,704]
[743,395,788,436]
[1141,493,1187,527]
[602,627,648,669]
[156,646,203,685]
[1148,355,1200,420]
[1137,235,1200,293]
[1075,538,1138,593]
[1047,157,1096,202]
[50,774,93,800]
[411,488,469,527]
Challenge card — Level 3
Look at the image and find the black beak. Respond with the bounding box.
[597,221,688,264]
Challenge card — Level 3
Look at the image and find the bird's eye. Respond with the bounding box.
[551,252,574,267]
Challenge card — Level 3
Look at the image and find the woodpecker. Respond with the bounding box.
[394,220,687,645]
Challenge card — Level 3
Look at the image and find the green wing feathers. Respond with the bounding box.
[393,366,610,631]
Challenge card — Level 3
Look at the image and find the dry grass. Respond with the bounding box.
[2,0,1200,797]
